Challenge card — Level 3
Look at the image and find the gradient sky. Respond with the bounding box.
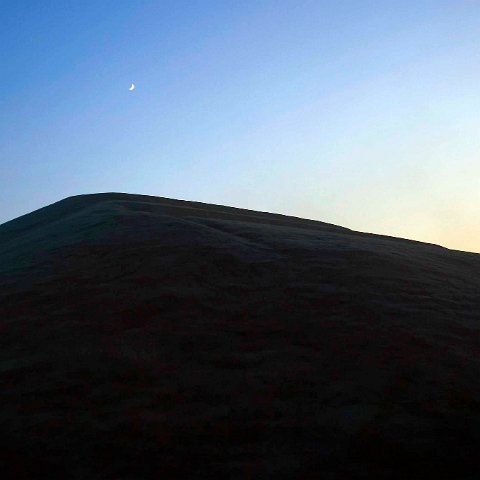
[1,1,479,252]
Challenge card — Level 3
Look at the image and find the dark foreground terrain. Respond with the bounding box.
[1,193,480,479]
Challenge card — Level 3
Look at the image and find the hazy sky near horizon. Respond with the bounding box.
[1,1,479,252]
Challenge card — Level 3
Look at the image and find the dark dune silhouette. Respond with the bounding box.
[1,192,480,479]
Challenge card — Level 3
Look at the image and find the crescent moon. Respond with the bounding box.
[129,83,135,91]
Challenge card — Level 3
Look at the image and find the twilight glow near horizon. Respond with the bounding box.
[1,1,479,253]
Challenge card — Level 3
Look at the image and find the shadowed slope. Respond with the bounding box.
[1,193,480,479]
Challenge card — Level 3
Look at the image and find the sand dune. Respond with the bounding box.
[1,192,480,479]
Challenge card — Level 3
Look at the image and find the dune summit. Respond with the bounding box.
[1,192,480,479]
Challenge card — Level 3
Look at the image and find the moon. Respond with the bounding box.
[129,83,135,91]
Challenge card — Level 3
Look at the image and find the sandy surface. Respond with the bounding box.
[1,192,480,479]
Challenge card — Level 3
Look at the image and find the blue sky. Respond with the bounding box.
[1,1,479,252]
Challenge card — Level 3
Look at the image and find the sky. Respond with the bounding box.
[1,0,479,253]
